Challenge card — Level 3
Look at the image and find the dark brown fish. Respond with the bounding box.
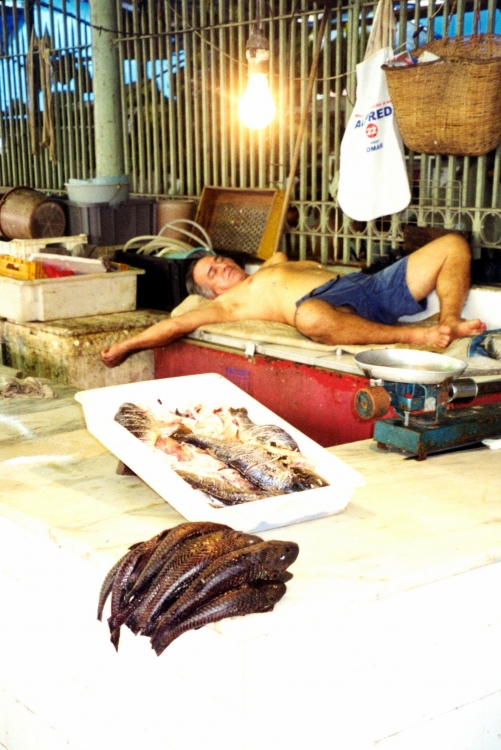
[229,407,300,452]
[174,469,274,505]
[106,528,171,649]
[150,539,299,635]
[114,402,159,444]
[127,521,231,601]
[151,581,287,655]
[127,530,262,635]
[97,540,143,622]
[172,432,298,493]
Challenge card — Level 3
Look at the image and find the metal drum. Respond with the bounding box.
[0,186,66,240]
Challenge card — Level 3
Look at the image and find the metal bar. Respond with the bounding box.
[77,1,91,177]
[132,2,145,191]
[116,0,130,185]
[227,0,237,189]
[123,8,138,191]
[10,0,27,185]
[173,1,185,195]
[147,0,160,194]
[200,0,211,186]
[276,0,286,193]
[60,0,75,181]
[273,3,330,258]
[191,0,202,194]
[217,0,227,187]
[140,5,153,192]
[237,0,247,188]
[209,1,219,186]
[182,0,194,196]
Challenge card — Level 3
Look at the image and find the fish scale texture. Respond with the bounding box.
[99,522,299,655]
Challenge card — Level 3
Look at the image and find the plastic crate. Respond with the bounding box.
[0,234,88,260]
[0,266,144,322]
[0,255,46,280]
[194,186,285,260]
[63,198,156,246]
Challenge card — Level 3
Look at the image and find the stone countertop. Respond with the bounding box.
[1,363,500,643]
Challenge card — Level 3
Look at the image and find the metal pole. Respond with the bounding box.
[272,1,330,254]
[89,0,124,177]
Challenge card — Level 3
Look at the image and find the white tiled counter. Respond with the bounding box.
[0,364,501,750]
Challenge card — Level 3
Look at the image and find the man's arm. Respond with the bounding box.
[101,299,235,368]
[261,251,288,268]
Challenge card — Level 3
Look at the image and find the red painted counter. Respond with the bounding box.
[155,339,374,447]
[155,339,501,449]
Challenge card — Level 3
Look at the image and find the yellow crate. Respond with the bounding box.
[0,255,46,280]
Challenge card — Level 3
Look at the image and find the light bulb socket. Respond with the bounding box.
[245,26,270,75]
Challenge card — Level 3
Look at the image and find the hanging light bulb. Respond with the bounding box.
[238,25,276,130]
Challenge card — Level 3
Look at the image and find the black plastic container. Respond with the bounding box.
[113,251,191,311]
[63,198,156,246]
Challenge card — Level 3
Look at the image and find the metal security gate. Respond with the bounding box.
[1,0,500,271]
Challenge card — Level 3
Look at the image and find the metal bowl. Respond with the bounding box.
[354,349,468,385]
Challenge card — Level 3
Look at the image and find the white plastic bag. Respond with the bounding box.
[337,8,411,221]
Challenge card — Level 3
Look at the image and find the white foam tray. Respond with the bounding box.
[0,266,144,323]
[75,374,365,533]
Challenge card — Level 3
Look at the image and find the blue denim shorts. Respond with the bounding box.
[295,256,427,325]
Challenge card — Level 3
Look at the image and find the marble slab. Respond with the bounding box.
[1,363,501,750]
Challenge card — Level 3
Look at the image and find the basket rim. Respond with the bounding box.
[412,32,501,59]
[382,54,501,71]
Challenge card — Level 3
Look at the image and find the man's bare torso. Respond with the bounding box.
[214,259,338,327]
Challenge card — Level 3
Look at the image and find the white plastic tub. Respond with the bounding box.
[75,374,365,533]
[65,175,130,207]
[0,265,144,323]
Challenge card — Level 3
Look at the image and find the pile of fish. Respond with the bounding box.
[114,401,328,506]
[98,521,299,655]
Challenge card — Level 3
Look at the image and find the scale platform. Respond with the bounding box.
[353,349,501,461]
[374,402,501,460]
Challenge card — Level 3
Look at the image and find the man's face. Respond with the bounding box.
[193,254,247,297]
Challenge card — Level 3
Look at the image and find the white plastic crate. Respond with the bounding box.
[0,234,88,259]
[75,374,365,533]
[0,264,144,322]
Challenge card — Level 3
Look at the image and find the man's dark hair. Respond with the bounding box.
[185,249,216,298]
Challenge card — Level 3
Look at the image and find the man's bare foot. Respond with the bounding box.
[441,318,487,340]
[404,324,454,349]
[403,318,487,349]
[101,342,131,368]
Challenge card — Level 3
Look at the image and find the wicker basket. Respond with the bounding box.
[382,34,501,156]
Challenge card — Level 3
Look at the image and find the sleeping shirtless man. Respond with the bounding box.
[101,233,486,368]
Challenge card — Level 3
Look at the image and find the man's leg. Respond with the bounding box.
[295,299,455,348]
[294,233,486,348]
[405,233,485,338]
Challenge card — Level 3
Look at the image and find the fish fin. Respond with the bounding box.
[110,627,121,652]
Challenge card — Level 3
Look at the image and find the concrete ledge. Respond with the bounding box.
[1,309,166,390]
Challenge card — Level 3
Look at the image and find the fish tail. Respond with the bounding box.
[151,622,185,655]
[110,627,121,652]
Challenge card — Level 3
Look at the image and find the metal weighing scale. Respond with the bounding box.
[354,350,501,460]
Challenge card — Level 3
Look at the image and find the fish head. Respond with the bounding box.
[275,540,299,568]
[254,540,299,576]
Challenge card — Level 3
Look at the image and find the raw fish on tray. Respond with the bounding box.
[113,401,328,506]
